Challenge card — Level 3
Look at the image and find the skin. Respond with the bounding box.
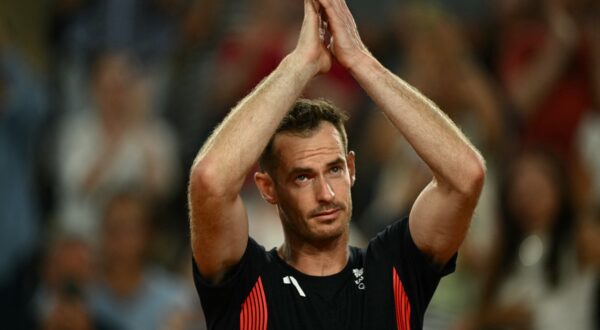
[256,122,356,275]
[189,0,485,283]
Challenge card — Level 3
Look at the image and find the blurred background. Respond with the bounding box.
[0,0,599,329]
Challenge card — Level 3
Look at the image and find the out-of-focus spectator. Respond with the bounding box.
[345,0,398,63]
[0,26,47,327]
[56,0,175,62]
[51,0,179,117]
[35,236,116,330]
[495,0,600,160]
[468,149,598,330]
[54,52,178,241]
[163,0,226,163]
[89,191,195,330]
[400,3,505,151]
[209,0,298,111]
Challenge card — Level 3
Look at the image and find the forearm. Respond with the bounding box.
[350,55,484,194]
[192,54,315,195]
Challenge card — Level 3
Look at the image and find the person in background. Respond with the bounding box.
[35,236,115,330]
[0,22,47,329]
[468,149,598,330]
[54,52,178,241]
[89,191,191,330]
[495,0,600,161]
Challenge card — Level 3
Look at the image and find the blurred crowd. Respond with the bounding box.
[0,0,599,329]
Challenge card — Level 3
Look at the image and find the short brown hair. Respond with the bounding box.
[259,99,349,173]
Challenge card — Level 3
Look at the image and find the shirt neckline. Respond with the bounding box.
[268,247,360,283]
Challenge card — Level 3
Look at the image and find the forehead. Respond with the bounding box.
[272,122,345,171]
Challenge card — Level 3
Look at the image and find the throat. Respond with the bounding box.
[278,239,349,276]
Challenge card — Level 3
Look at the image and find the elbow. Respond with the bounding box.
[453,152,486,200]
[189,158,230,199]
[463,153,486,199]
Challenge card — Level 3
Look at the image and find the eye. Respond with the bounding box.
[295,174,308,183]
[330,166,342,174]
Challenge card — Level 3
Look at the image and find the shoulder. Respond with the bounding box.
[366,217,457,275]
[192,237,270,289]
[367,217,410,252]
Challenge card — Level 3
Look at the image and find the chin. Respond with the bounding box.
[306,219,348,242]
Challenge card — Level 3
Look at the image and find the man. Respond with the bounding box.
[188,0,485,329]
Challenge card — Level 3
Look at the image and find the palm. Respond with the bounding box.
[317,0,368,69]
[295,0,332,75]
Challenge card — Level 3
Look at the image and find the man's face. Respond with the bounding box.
[267,122,355,244]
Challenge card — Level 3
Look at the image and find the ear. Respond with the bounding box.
[347,151,356,186]
[254,171,278,204]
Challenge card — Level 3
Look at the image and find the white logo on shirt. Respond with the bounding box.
[283,276,306,297]
[353,268,366,290]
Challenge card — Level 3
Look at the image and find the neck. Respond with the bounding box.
[278,231,349,276]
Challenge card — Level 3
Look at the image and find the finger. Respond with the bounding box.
[316,0,343,30]
[318,12,325,41]
[328,36,335,56]
[303,0,315,22]
[302,0,320,33]
[319,0,348,18]
[312,0,320,12]
[304,0,318,18]
[330,0,358,30]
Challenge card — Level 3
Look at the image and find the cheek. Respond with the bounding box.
[333,178,352,201]
[278,189,311,220]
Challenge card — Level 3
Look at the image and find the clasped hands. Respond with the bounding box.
[293,0,371,76]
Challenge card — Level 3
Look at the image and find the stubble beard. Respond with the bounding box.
[281,196,353,246]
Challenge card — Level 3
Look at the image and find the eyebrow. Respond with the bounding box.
[326,157,346,167]
[287,157,346,177]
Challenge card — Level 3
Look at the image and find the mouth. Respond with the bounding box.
[311,208,341,221]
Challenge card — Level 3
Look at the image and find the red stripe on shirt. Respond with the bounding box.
[393,267,411,330]
[240,277,268,330]
[258,278,268,329]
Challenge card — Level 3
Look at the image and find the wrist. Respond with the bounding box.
[348,51,382,80]
[284,51,320,81]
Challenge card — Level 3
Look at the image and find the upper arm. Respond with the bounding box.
[409,173,483,265]
[188,164,249,283]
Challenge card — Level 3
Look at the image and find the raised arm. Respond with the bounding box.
[318,0,485,264]
[188,0,331,282]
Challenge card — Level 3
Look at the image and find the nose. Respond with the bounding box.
[315,176,335,203]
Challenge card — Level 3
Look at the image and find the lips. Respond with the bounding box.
[311,208,341,221]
